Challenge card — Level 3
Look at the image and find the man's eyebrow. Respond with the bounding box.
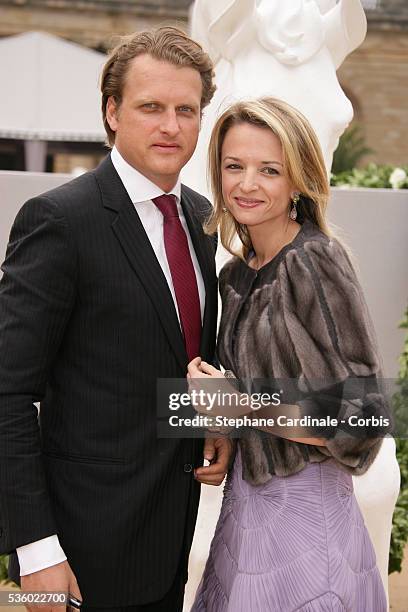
[136,99,199,108]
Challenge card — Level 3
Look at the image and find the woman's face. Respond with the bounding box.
[221,122,296,229]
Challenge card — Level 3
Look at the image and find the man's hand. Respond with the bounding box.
[194,436,234,486]
[21,560,82,612]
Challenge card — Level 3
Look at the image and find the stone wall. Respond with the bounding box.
[0,0,191,50]
[338,27,408,166]
[366,0,408,29]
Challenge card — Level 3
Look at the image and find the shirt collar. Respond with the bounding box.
[110,145,182,204]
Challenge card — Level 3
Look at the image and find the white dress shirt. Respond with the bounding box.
[16,146,206,575]
[110,146,205,321]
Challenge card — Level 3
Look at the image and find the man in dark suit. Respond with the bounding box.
[0,27,232,611]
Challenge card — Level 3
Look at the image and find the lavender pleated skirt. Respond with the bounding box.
[192,446,386,611]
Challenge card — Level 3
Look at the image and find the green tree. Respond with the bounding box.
[389,308,408,574]
[331,124,373,174]
[0,554,9,584]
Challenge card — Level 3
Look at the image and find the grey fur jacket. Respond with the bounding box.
[217,219,390,485]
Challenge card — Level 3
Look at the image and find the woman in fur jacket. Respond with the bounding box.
[189,97,389,612]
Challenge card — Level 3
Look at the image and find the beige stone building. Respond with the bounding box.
[338,0,408,165]
[0,0,406,169]
[0,0,191,172]
[0,0,191,50]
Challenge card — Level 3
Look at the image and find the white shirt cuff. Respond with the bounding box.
[16,535,67,576]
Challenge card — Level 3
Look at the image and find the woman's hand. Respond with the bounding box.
[187,357,236,441]
[187,357,239,417]
[187,357,225,379]
[187,357,226,416]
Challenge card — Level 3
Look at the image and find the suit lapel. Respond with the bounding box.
[94,157,188,371]
[180,187,218,359]
[180,187,215,287]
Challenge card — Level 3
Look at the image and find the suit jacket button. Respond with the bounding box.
[183,463,193,473]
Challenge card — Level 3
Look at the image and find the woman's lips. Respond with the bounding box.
[234,197,263,209]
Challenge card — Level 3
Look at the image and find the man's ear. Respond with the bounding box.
[106,96,119,132]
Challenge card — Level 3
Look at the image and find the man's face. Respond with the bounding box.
[106,54,202,192]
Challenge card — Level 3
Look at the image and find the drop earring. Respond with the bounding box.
[289,193,300,221]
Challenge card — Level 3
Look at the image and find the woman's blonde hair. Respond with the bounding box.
[205,97,331,259]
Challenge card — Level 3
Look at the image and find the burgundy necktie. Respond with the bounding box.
[153,194,202,362]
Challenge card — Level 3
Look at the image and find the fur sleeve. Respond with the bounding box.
[218,257,237,302]
[275,237,391,474]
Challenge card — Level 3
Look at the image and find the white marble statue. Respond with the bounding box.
[182,1,400,607]
[184,0,369,188]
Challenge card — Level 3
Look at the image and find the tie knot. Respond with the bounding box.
[153,194,178,219]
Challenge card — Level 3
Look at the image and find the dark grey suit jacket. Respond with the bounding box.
[0,156,218,606]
